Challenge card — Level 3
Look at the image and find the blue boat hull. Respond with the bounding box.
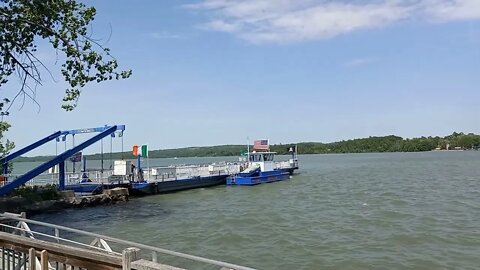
[278,166,299,175]
[156,174,226,193]
[130,174,227,196]
[130,182,156,196]
[226,170,290,186]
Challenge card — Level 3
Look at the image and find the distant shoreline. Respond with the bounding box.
[14,132,480,163]
[16,149,477,162]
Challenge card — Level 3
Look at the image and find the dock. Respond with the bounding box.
[0,212,256,270]
[0,125,299,200]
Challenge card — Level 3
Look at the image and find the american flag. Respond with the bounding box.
[253,139,269,150]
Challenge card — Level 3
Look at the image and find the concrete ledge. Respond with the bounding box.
[103,187,129,196]
[132,259,185,270]
[59,190,75,198]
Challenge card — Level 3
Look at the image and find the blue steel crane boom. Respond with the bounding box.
[1,125,126,175]
[1,131,63,175]
[0,125,125,196]
[61,125,125,136]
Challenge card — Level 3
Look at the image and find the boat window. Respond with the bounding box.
[250,154,262,162]
[263,154,273,161]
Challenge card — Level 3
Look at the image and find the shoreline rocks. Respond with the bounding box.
[0,188,129,216]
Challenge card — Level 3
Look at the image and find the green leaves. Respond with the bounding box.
[0,0,132,111]
[0,0,131,175]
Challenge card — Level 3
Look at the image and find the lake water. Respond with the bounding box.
[20,152,480,270]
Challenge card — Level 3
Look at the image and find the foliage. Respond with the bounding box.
[0,0,131,180]
[0,116,14,173]
[0,0,132,111]
[15,132,480,162]
[288,132,480,154]
[10,184,59,201]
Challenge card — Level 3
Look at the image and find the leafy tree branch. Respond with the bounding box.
[0,0,132,112]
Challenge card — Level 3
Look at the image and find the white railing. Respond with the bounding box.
[144,162,242,182]
[1,169,126,188]
[0,212,256,270]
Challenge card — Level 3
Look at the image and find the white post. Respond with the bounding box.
[54,228,59,243]
[147,154,150,182]
[152,251,158,263]
[246,137,250,164]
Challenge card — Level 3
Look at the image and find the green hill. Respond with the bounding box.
[15,132,480,162]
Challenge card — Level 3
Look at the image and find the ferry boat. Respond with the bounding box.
[130,163,230,196]
[227,151,290,185]
[130,174,227,196]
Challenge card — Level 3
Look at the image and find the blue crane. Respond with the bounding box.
[0,125,125,196]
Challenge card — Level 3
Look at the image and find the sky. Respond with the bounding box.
[2,0,480,156]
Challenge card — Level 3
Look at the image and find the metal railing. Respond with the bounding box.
[275,160,298,170]
[1,159,296,189]
[0,212,256,270]
[2,170,119,187]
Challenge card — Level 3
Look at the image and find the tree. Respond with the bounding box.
[1,0,132,111]
[0,113,14,173]
[0,0,132,166]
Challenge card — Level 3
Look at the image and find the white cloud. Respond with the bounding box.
[242,3,411,43]
[203,20,241,33]
[423,0,480,22]
[185,0,480,44]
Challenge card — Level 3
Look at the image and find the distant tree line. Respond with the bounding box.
[15,132,480,162]
[292,132,480,154]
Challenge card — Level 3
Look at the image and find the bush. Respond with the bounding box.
[10,184,60,201]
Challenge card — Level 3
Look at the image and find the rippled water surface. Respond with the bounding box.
[30,152,480,270]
